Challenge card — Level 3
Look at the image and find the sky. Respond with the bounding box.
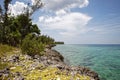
[0,0,120,44]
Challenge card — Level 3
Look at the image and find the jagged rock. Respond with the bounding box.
[0,47,100,80]
[40,56,47,61]
[14,72,24,80]
[24,55,32,60]
[16,72,21,76]
[8,55,19,63]
[0,68,10,78]
[34,55,40,59]
[0,70,4,77]
[14,77,24,80]
[57,65,63,70]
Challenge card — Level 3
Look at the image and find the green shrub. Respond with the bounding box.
[21,34,44,56]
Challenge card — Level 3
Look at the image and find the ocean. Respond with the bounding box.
[53,44,120,80]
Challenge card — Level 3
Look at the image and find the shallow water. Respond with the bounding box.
[53,44,120,80]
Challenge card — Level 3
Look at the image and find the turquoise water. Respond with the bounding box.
[53,44,120,80]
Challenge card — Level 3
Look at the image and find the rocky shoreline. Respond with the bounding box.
[44,48,100,80]
[0,47,100,80]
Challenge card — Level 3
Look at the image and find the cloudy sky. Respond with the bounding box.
[1,0,120,44]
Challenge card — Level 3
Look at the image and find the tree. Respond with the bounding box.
[30,0,44,16]
[4,0,12,22]
[38,35,55,45]
[0,0,43,46]
[0,5,3,42]
[11,14,41,42]
[0,5,3,21]
[0,0,12,44]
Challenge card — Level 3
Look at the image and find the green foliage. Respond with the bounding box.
[0,0,56,56]
[31,24,41,34]
[0,0,42,47]
[21,34,55,56]
[21,34,44,56]
[38,35,55,45]
[0,12,41,46]
[55,41,64,44]
[0,1,56,58]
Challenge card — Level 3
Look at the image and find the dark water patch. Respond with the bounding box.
[109,64,120,69]
[104,61,120,69]
[80,62,94,66]
[64,50,80,53]
[101,77,107,80]
[83,55,97,62]
[113,55,120,59]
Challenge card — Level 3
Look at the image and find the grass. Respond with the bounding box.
[0,62,8,70]
[0,44,20,70]
[25,67,91,80]
[0,44,18,57]
[10,65,91,80]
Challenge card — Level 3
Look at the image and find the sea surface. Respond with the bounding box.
[53,44,120,80]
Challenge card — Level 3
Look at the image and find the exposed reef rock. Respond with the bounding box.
[0,48,100,80]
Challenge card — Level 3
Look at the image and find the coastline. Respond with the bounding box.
[0,46,100,80]
[49,48,100,80]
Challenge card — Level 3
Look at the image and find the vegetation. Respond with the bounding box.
[55,41,64,44]
[38,35,55,45]
[0,0,55,55]
[0,0,55,73]
[0,44,16,57]
[21,34,44,56]
[0,0,42,46]
[0,44,18,70]
[0,62,8,70]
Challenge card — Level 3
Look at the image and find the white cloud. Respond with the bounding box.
[8,1,28,16]
[56,9,67,15]
[8,0,92,43]
[39,12,92,37]
[31,0,36,5]
[42,0,89,11]
[8,0,43,16]
[37,0,91,39]
[8,0,89,17]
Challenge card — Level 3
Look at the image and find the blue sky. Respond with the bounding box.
[1,0,120,44]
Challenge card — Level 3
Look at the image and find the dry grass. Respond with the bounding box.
[0,44,19,57]
[0,44,19,70]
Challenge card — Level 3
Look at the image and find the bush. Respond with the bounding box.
[21,34,44,56]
